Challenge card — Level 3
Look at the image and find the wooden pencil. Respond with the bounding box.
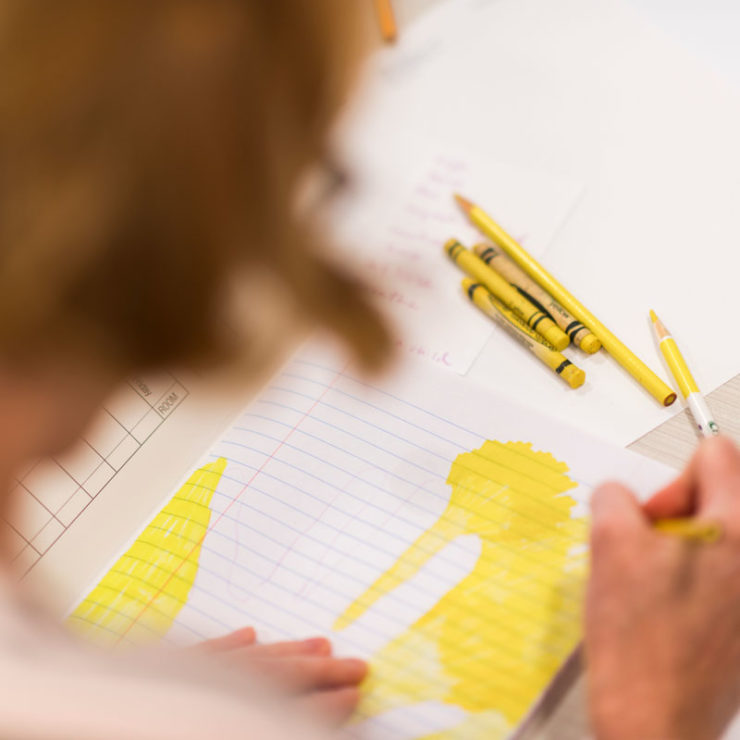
[374,0,397,43]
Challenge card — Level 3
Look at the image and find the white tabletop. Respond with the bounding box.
[389,0,740,470]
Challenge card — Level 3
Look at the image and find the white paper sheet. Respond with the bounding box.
[69,342,673,739]
[626,0,740,91]
[336,0,740,446]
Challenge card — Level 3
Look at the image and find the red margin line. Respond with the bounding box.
[115,364,348,645]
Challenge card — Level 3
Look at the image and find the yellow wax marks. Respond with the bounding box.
[335,441,586,738]
[69,458,227,647]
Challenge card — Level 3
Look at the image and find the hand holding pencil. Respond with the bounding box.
[586,437,740,739]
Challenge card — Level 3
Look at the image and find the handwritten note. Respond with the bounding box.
[333,140,582,374]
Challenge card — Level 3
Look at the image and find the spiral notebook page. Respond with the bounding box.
[68,344,672,739]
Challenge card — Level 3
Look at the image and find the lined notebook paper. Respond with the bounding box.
[69,344,672,739]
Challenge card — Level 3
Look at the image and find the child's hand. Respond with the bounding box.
[586,437,740,740]
[197,627,367,724]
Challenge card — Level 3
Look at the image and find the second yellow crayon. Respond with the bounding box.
[473,242,602,354]
[445,239,570,351]
[463,279,585,389]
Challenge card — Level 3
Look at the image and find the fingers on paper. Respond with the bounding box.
[256,656,368,693]
[199,633,334,659]
[197,626,256,652]
[244,637,332,659]
[298,686,362,726]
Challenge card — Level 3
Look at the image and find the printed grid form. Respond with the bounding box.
[4,374,188,576]
[70,354,591,739]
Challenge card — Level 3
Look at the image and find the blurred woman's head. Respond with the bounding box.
[0,0,389,380]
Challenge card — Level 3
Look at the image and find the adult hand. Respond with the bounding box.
[586,436,740,740]
[198,627,366,725]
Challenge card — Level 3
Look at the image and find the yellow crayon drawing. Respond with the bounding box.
[69,458,227,647]
[335,441,586,738]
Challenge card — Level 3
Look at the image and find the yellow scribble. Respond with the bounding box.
[335,441,586,738]
[68,458,227,647]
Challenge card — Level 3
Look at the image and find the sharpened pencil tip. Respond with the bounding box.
[454,193,474,214]
[650,310,670,340]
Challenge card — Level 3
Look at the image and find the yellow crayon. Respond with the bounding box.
[455,196,676,407]
[374,0,397,43]
[473,242,602,354]
[463,279,585,389]
[653,518,722,544]
[445,239,570,351]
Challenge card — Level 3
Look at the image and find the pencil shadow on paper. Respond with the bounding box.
[334,440,587,739]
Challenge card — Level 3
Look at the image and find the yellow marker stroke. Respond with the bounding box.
[68,458,227,647]
[335,441,586,738]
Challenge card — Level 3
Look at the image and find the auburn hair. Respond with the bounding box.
[0,0,390,374]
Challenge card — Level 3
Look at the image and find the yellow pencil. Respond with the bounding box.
[374,0,397,43]
[650,310,720,437]
[445,238,570,350]
[455,194,677,407]
[653,518,722,543]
